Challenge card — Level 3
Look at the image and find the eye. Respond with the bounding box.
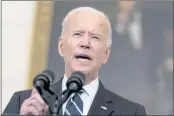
[91,36,100,40]
[73,32,82,37]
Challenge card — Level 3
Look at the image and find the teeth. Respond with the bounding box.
[77,58,90,62]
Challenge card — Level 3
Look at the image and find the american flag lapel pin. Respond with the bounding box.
[101,106,107,110]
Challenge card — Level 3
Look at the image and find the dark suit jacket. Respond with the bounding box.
[3,78,146,115]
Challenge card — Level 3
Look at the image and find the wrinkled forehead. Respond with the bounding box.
[64,11,110,34]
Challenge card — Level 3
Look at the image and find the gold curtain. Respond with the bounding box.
[27,1,54,89]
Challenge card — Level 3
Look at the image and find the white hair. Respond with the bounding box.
[61,6,112,47]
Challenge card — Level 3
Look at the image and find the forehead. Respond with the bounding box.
[66,11,109,33]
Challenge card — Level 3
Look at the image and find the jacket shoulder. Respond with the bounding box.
[3,89,32,115]
[16,89,32,99]
[107,89,140,105]
[14,89,33,107]
[106,89,147,115]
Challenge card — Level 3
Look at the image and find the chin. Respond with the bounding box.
[71,66,91,74]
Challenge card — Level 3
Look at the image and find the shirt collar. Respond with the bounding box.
[62,74,99,97]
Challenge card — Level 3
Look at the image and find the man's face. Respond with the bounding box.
[58,11,111,78]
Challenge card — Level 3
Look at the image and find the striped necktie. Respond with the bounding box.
[64,92,83,115]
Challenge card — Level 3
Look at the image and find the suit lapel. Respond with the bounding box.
[88,81,114,116]
[46,78,114,115]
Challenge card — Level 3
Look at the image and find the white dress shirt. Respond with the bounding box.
[62,74,99,115]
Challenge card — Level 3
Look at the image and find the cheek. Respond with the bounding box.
[62,43,70,59]
[63,40,76,58]
[94,49,106,63]
[64,39,72,51]
[64,43,71,53]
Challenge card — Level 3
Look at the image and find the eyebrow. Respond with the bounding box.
[72,30,102,38]
[72,30,85,33]
[88,32,101,38]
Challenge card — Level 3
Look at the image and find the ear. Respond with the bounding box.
[102,47,111,64]
[58,37,64,57]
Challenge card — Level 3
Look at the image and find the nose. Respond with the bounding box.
[80,34,90,49]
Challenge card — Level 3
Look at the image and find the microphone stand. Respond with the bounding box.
[35,84,74,115]
[51,90,72,115]
[50,95,59,115]
[35,84,61,116]
[47,71,85,115]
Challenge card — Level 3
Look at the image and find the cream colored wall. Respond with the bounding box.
[2,1,36,112]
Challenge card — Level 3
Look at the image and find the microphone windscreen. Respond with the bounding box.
[71,71,85,85]
[66,71,86,92]
[33,69,55,87]
[41,70,55,84]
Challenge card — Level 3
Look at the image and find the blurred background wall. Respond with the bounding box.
[2,1,53,112]
[2,1,37,111]
[1,1,173,115]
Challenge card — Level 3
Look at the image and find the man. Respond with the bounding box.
[3,7,146,115]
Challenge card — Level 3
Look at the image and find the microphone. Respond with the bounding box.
[33,70,55,95]
[66,71,85,93]
[33,70,59,115]
[55,71,86,115]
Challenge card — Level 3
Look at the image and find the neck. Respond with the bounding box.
[65,69,98,85]
[84,73,98,85]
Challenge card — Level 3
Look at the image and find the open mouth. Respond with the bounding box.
[75,54,92,61]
